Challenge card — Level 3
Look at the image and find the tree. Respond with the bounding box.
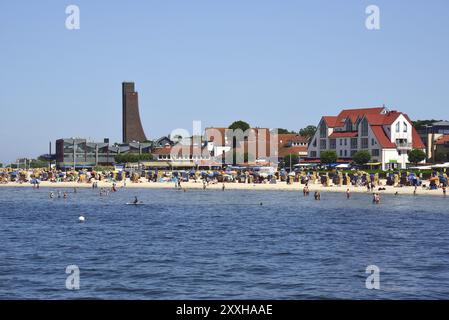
[408,149,426,164]
[299,125,317,140]
[228,120,250,132]
[283,153,299,169]
[320,151,337,165]
[29,158,48,168]
[276,128,296,134]
[353,150,372,165]
[412,120,441,130]
[114,153,153,164]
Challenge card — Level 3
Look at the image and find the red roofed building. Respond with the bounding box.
[308,106,426,170]
[435,135,449,160]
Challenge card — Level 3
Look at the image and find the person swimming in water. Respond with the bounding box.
[346,189,351,199]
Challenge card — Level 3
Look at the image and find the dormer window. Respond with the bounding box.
[346,118,353,131]
[403,122,408,133]
[396,122,400,133]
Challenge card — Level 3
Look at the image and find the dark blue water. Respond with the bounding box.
[1,187,449,299]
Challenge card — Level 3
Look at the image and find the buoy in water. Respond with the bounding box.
[79,216,85,222]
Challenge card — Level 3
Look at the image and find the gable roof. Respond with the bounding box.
[277,134,309,146]
[336,107,385,125]
[322,116,339,128]
[370,126,396,148]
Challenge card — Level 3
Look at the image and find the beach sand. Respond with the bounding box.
[0,179,446,197]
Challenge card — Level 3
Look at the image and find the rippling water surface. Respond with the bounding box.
[1,186,449,299]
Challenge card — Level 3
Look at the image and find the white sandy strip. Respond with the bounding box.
[0,180,446,197]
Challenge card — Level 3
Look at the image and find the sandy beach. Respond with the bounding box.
[0,179,447,197]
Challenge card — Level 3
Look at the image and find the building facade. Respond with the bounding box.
[416,121,449,161]
[55,139,152,169]
[56,138,118,169]
[307,107,425,170]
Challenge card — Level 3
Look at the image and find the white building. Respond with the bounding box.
[307,107,426,170]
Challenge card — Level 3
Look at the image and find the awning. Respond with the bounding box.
[367,162,381,166]
[170,162,196,168]
[141,161,170,168]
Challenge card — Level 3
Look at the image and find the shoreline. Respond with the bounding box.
[0,180,446,197]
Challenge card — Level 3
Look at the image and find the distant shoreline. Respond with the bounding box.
[0,180,446,197]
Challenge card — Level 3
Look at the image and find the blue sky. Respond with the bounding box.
[0,0,448,164]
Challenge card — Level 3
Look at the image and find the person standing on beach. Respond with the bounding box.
[443,185,447,197]
[222,183,225,191]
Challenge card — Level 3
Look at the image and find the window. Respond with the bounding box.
[339,150,343,157]
[351,138,358,149]
[340,139,343,146]
[344,150,347,157]
[372,149,380,157]
[344,139,347,146]
[320,124,327,138]
[396,122,400,133]
[312,139,317,147]
[361,119,369,136]
[350,150,357,157]
[371,138,376,146]
[403,122,408,133]
[320,139,327,150]
[310,151,317,158]
[346,119,353,131]
[330,139,336,149]
[361,138,369,149]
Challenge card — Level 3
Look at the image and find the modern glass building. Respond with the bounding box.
[56,139,117,169]
[55,139,153,169]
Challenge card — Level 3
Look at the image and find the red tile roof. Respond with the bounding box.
[278,146,308,157]
[336,107,385,125]
[152,146,172,155]
[436,135,449,145]
[412,128,426,149]
[370,126,396,148]
[322,116,338,128]
[329,132,358,138]
[366,111,402,126]
[277,134,309,146]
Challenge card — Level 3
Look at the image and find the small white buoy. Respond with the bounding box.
[78,216,85,222]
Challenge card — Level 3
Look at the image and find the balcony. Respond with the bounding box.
[396,142,412,150]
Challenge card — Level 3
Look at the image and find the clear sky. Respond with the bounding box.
[0,0,448,164]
